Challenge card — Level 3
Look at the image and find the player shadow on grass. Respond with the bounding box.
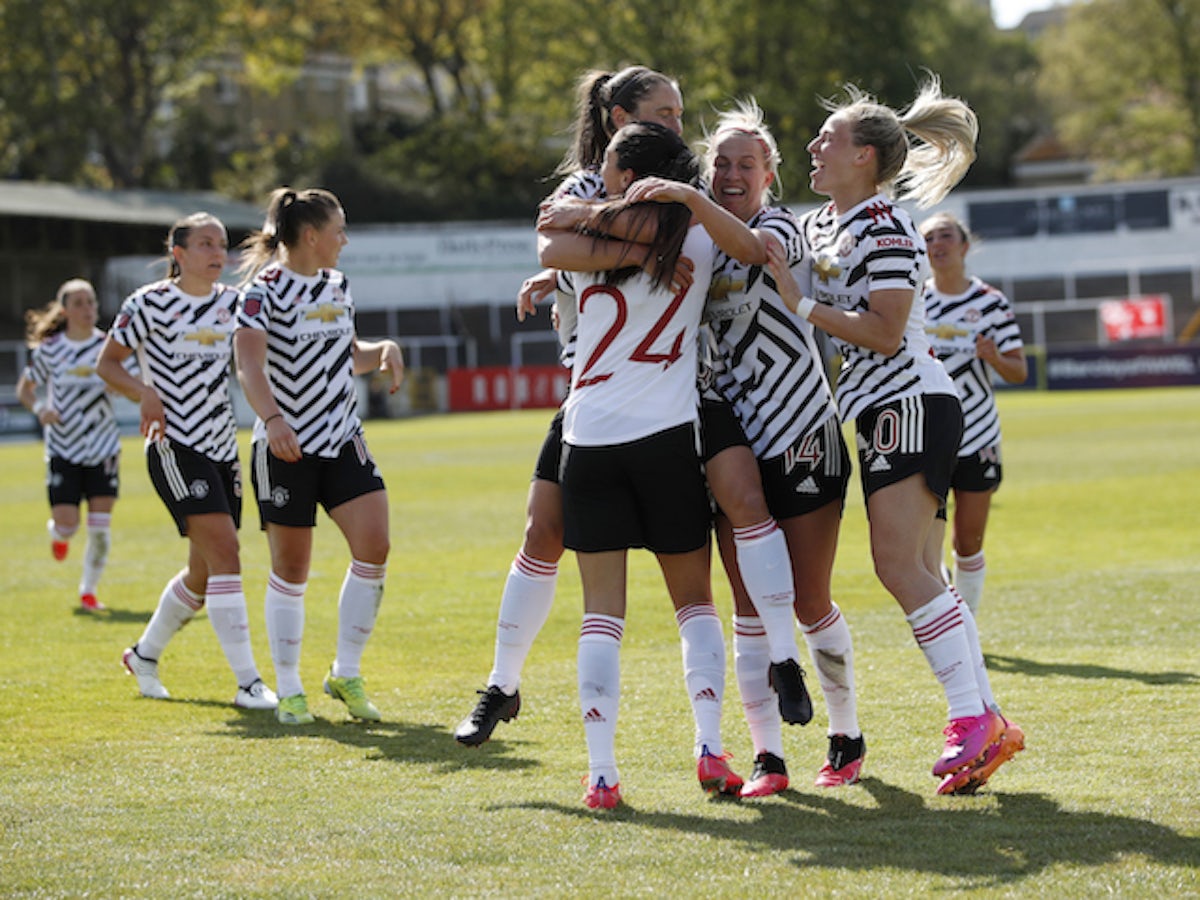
[72,605,152,625]
[504,777,1200,887]
[216,713,541,773]
[985,653,1199,685]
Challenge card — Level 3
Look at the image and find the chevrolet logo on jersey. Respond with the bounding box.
[305,303,346,323]
[66,365,95,377]
[926,323,971,340]
[185,327,227,346]
[813,255,842,283]
[708,274,746,303]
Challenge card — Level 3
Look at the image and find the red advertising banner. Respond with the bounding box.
[447,366,569,411]
[1099,295,1166,342]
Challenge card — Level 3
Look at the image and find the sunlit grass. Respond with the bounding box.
[1,388,1198,897]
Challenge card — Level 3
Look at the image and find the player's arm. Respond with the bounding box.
[517,269,559,322]
[766,240,909,355]
[96,335,164,438]
[537,230,651,273]
[233,327,301,463]
[353,337,405,394]
[623,177,764,264]
[977,337,1027,384]
[16,369,59,425]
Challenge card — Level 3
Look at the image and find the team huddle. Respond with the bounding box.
[20,63,1026,810]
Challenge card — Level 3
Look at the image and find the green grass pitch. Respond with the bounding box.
[1,388,1198,897]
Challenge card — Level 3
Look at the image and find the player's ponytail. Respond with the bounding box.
[554,65,678,177]
[237,187,343,283]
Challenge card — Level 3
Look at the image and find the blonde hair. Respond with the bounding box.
[919,210,974,244]
[24,279,96,347]
[701,97,782,207]
[823,74,977,208]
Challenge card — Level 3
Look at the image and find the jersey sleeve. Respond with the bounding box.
[985,286,1024,353]
[757,207,805,266]
[236,283,271,332]
[110,295,148,350]
[554,170,606,202]
[26,346,49,386]
[863,221,923,294]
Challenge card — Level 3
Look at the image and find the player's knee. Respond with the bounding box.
[523,517,564,562]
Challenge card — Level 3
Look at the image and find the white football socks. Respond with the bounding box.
[332,559,386,679]
[488,551,557,694]
[579,613,623,788]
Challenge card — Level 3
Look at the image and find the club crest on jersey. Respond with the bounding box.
[813,255,842,284]
[837,231,857,257]
[66,365,96,377]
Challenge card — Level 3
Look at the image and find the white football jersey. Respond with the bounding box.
[237,263,361,458]
[549,168,607,370]
[563,225,715,446]
[110,280,239,461]
[25,328,121,465]
[705,205,839,459]
[923,276,1024,455]
[803,193,955,422]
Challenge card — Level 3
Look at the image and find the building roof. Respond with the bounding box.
[0,180,263,230]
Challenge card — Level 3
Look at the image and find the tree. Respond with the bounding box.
[0,0,231,187]
[1038,0,1200,178]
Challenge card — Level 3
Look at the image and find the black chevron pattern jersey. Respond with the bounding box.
[802,193,955,422]
[25,329,120,464]
[704,205,839,459]
[923,276,1023,456]
[237,263,361,458]
[549,168,606,371]
[110,281,239,462]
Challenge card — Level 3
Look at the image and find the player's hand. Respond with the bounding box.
[624,177,695,206]
[265,416,302,463]
[518,269,557,321]
[139,391,166,441]
[379,340,405,394]
[669,256,694,295]
[765,240,805,314]
[36,407,62,426]
[975,334,1000,363]
[536,198,593,232]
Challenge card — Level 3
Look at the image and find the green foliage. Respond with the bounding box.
[213,127,342,204]
[324,115,561,221]
[1038,0,1200,178]
[0,0,231,187]
[1,0,1049,204]
[1,389,1199,896]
